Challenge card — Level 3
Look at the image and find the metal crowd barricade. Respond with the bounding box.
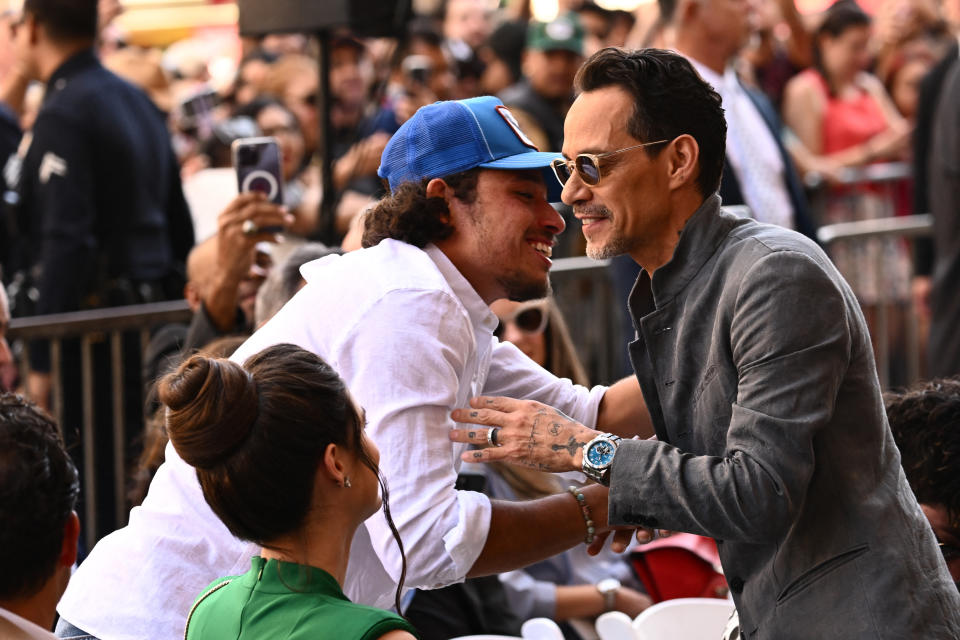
[817,214,933,389]
[807,160,927,390]
[550,256,621,385]
[8,300,193,546]
[3,262,626,546]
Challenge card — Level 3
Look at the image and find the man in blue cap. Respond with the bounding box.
[53,96,651,640]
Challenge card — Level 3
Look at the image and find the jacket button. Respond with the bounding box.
[729,576,744,594]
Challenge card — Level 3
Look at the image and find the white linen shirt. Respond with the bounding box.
[57,239,605,640]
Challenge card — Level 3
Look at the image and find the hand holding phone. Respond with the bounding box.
[232,136,286,234]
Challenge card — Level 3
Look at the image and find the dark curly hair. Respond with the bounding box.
[0,393,79,600]
[362,169,480,248]
[575,47,726,197]
[885,377,960,527]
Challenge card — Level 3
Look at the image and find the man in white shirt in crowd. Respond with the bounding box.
[660,0,814,237]
[54,96,650,640]
[0,387,80,640]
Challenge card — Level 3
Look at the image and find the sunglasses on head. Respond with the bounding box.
[494,303,549,340]
[550,139,671,187]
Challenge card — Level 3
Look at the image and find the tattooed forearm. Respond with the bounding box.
[550,436,589,457]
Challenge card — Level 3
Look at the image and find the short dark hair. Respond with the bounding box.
[575,48,726,196]
[24,0,98,42]
[885,378,960,528]
[0,393,79,600]
[362,169,480,248]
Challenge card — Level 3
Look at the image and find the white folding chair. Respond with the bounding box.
[521,617,565,640]
[595,611,637,640]
[632,598,735,640]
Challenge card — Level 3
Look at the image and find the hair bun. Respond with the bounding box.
[159,355,259,470]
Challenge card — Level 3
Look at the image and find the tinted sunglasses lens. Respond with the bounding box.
[576,156,600,185]
[515,308,544,332]
[551,159,571,185]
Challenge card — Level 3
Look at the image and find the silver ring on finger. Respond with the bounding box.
[242,219,259,236]
[487,427,502,447]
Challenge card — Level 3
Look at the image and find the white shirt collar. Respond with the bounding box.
[424,243,498,334]
[0,607,56,639]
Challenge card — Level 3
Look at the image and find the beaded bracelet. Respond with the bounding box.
[567,485,596,545]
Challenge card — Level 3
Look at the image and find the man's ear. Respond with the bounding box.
[59,512,80,568]
[425,177,449,200]
[666,134,700,191]
[678,0,701,24]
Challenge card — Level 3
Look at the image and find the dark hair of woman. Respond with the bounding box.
[813,0,872,95]
[362,169,479,249]
[158,343,407,611]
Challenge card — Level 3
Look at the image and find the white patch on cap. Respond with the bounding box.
[545,18,575,41]
[495,105,539,151]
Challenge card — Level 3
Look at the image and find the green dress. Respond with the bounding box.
[185,556,418,640]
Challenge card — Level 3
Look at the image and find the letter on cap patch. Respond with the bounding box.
[495,105,539,151]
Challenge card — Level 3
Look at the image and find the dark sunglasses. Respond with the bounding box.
[550,139,670,187]
[494,304,549,340]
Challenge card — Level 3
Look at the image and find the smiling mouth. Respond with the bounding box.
[529,240,554,260]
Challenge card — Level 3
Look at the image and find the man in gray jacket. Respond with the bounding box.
[451,48,960,638]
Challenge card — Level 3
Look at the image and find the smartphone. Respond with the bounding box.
[179,88,219,136]
[232,136,285,216]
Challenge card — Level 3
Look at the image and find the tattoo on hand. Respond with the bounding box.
[549,423,561,436]
[551,436,583,457]
[470,411,478,417]
[468,431,476,439]
[473,451,484,459]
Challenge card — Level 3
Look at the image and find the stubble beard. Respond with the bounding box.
[500,271,552,302]
[581,207,634,260]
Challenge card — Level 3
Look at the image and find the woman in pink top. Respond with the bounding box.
[783,0,911,313]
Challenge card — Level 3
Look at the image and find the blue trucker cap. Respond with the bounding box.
[378,96,564,202]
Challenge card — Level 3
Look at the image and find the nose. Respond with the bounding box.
[539,198,566,235]
[560,170,591,207]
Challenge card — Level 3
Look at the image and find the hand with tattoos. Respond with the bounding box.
[450,395,655,551]
[449,396,597,471]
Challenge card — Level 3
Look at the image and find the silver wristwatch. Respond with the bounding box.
[596,577,621,611]
[581,432,622,486]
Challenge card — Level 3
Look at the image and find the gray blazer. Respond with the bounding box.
[608,195,960,638]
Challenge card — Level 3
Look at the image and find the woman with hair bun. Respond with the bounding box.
[159,343,417,640]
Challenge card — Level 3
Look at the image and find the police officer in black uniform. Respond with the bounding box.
[11,0,193,540]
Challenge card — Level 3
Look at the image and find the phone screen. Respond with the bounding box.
[232,137,285,206]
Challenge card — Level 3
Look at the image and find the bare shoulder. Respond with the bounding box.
[376,631,419,640]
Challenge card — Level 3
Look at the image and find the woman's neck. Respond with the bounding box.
[260,516,356,586]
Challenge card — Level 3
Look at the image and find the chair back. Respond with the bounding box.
[632,597,735,640]
[520,617,565,640]
[595,611,636,640]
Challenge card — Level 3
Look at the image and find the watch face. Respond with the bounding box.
[597,578,620,594]
[586,440,616,467]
